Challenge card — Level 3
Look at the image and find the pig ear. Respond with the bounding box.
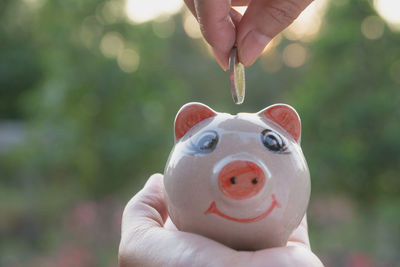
[174,102,217,141]
[259,104,301,142]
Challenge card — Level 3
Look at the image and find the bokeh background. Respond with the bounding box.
[1,0,400,266]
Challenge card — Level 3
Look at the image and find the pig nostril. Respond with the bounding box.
[230,177,236,185]
[252,178,258,185]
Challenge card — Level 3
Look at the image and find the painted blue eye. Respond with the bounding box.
[261,129,287,153]
[192,130,218,153]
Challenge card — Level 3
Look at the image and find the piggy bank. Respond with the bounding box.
[163,102,310,250]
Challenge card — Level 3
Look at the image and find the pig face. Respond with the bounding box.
[164,103,310,250]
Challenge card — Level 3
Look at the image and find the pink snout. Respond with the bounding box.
[218,160,266,200]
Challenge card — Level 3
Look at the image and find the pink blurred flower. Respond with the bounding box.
[67,201,98,233]
[54,244,94,267]
[345,252,375,267]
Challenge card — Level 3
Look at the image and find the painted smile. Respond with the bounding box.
[204,194,281,223]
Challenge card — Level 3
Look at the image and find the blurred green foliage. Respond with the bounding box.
[0,0,399,266]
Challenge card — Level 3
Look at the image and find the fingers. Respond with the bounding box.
[247,246,324,267]
[119,175,321,266]
[237,0,313,66]
[247,214,320,266]
[193,0,235,50]
[183,0,196,17]
[120,173,167,238]
[211,8,243,69]
[119,173,236,267]
[287,214,311,249]
[185,0,313,67]
[120,228,238,267]
[185,0,237,69]
[242,215,322,267]
[164,217,178,231]
[232,0,252,5]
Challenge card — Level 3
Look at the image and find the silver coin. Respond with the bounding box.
[229,46,245,105]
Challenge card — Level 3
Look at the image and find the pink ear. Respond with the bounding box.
[260,104,301,142]
[174,103,217,141]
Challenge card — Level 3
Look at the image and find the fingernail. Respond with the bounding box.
[238,30,271,66]
[212,47,229,71]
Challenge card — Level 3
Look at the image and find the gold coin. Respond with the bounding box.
[229,47,246,105]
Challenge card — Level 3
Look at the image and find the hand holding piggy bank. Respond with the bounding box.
[164,103,310,251]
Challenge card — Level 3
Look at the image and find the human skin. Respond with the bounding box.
[184,0,314,69]
[118,174,324,267]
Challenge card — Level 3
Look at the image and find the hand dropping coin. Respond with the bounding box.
[229,47,246,105]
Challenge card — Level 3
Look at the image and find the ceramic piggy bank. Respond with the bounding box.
[163,102,310,250]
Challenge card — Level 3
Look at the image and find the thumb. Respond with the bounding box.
[121,173,168,234]
[237,0,312,66]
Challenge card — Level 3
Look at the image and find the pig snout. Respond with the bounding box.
[218,161,266,200]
